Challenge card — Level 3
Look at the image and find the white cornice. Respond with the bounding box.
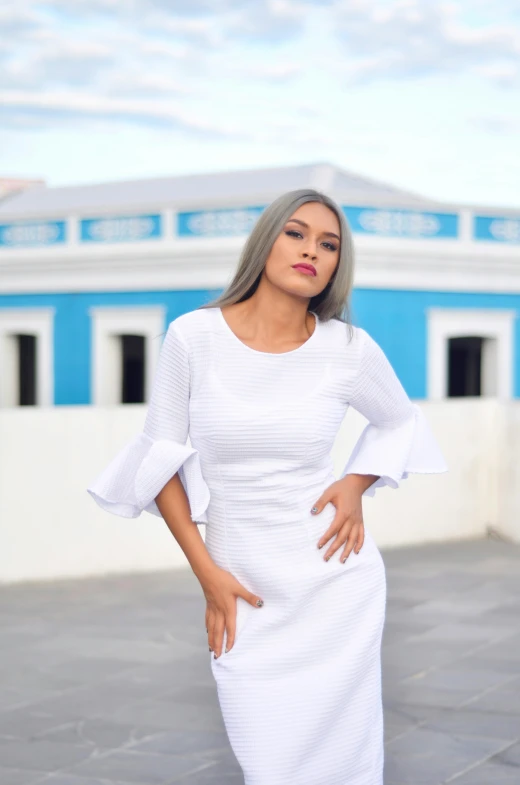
[0,235,519,295]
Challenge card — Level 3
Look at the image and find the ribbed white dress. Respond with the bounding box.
[87,306,448,785]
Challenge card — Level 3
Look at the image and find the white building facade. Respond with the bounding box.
[0,162,519,409]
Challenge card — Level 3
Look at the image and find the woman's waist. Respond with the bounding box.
[204,462,337,524]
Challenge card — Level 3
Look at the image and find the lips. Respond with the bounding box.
[292,263,317,276]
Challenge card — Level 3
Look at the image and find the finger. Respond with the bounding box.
[225,601,237,653]
[212,614,226,659]
[207,612,216,652]
[323,520,351,560]
[354,523,365,554]
[341,524,362,562]
[238,586,264,609]
[310,491,331,517]
[322,532,346,561]
[317,508,346,550]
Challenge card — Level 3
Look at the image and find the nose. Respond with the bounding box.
[301,241,318,261]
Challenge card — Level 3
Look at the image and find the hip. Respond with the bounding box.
[204,504,385,599]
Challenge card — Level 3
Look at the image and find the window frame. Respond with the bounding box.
[88,305,166,405]
[0,307,55,407]
[427,307,515,400]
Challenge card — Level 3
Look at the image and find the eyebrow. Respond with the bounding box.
[285,218,340,242]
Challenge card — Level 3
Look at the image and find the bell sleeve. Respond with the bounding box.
[86,321,210,523]
[339,327,448,497]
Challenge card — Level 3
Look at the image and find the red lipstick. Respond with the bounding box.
[292,263,317,276]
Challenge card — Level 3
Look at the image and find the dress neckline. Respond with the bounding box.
[216,307,320,357]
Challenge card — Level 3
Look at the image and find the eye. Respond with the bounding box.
[285,229,303,239]
[322,241,338,252]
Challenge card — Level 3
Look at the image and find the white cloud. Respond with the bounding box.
[0,88,246,135]
[335,0,520,84]
[470,114,520,135]
[1,0,519,132]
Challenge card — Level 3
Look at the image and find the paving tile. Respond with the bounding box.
[407,622,514,644]
[384,683,478,710]
[423,708,520,740]
[31,776,135,785]
[383,706,422,743]
[491,741,520,766]
[399,666,514,693]
[448,761,520,783]
[32,718,161,749]
[463,681,520,715]
[0,738,93,772]
[448,655,520,675]
[70,750,209,784]
[109,698,225,732]
[0,769,47,785]
[176,771,244,784]
[475,636,520,663]
[385,727,512,784]
[0,709,74,740]
[129,729,231,757]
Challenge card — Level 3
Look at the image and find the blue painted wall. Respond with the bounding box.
[0,290,221,405]
[351,289,520,399]
[0,288,519,403]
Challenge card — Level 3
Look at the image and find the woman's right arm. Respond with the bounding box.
[155,472,218,585]
[156,471,264,658]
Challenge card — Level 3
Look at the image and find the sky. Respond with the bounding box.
[1,0,520,209]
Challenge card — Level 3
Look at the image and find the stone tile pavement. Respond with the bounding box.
[0,537,518,784]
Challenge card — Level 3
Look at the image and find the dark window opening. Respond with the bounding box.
[121,334,145,403]
[448,336,483,397]
[16,334,37,406]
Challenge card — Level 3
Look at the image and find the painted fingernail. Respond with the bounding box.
[311,506,318,514]
[225,647,229,653]
[209,646,212,651]
[317,542,322,549]
[256,599,264,607]
[342,557,347,563]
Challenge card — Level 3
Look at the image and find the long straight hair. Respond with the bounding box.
[197,189,355,338]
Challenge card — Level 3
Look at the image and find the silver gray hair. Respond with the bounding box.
[197,189,355,337]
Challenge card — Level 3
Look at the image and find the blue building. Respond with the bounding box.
[0,162,519,407]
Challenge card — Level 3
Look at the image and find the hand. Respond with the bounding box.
[311,476,374,563]
[201,566,264,658]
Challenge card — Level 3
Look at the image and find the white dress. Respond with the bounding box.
[87,306,447,785]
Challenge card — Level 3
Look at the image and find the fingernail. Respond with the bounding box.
[311,506,318,514]
[317,542,323,549]
[256,599,264,607]
[342,557,347,563]
[225,647,229,653]
[209,646,212,651]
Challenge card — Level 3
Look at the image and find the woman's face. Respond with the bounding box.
[264,201,340,300]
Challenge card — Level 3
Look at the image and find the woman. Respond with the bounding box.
[87,189,448,785]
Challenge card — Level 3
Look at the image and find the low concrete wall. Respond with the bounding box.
[0,400,516,583]
[498,402,520,542]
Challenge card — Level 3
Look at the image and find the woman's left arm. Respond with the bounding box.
[310,327,448,562]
